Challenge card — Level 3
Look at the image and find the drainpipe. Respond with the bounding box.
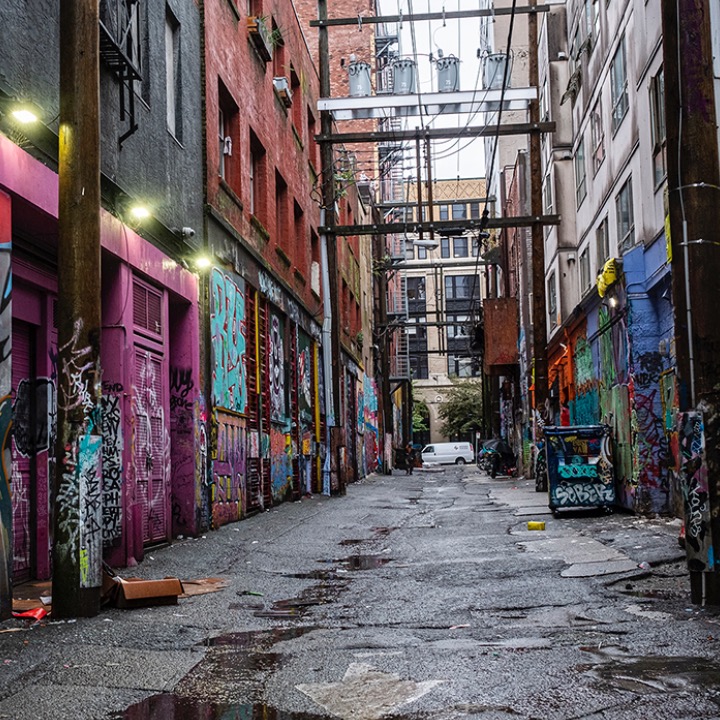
[320,208,334,495]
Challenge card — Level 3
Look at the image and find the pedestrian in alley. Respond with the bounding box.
[405,443,415,475]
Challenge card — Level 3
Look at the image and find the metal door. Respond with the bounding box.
[133,347,169,544]
[11,321,33,581]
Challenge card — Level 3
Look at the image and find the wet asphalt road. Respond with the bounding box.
[1,466,720,720]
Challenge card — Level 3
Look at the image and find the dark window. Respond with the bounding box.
[453,236,468,257]
[441,238,450,258]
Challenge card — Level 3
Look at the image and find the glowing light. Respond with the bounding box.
[129,205,150,220]
[11,109,39,124]
[194,255,212,270]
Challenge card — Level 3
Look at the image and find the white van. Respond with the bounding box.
[421,442,475,466]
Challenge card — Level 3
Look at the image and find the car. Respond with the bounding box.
[421,442,475,466]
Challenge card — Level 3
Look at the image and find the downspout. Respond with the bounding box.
[320,208,335,495]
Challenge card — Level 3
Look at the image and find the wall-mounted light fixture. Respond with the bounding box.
[5,99,43,124]
[128,204,151,221]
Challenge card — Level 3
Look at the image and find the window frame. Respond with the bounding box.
[650,68,667,187]
[615,177,635,253]
[547,271,558,328]
[611,38,629,132]
[575,136,587,207]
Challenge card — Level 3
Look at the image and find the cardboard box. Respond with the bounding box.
[114,577,184,609]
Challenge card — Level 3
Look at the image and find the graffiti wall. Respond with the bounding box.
[363,375,379,475]
[270,426,292,501]
[100,386,123,546]
[210,268,247,414]
[169,366,196,536]
[212,411,245,527]
[269,311,286,422]
[676,411,712,572]
[573,336,599,425]
[0,205,11,615]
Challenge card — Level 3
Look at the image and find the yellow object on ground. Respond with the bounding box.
[527,521,546,531]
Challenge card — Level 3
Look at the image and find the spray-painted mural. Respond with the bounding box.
[169,366,196,536]
[677,411,712,572]
[269,311,286,422]
[270,427,292,500]
[211,268,247,414]
[0,229,11,614]
[55,319,103,589]
[363,375,379,475]
[212,411,246,527]
[100,387,123,545]
[573,336,598,425]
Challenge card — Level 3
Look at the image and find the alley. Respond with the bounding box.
[1,467,719,720]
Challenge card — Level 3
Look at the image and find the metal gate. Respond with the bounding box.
[11,320,33,581]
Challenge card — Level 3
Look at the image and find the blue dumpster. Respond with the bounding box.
[544,425,615,513]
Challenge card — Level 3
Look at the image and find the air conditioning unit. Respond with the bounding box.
[247,15,272,63]
[273,76,293,108]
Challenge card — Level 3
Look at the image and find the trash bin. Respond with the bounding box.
[543,425,615,513]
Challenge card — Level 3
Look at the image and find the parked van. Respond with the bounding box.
[421,442,475,466]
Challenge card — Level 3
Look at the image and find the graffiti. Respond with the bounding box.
[269,313,286,421]
[12,378,56,457]
[170,367,196,535]
[77,434,102,587]
[211,269,247,414]
[677,411,712,571]
[101,393,123,545]
[298,334,313,427]
[170,367,194,412]
[211,412,245,527]
[553,481,615,507]
[0,246,11,612]
[558,461,598,479]
[258,270,282,306]
[270,427,292,500]
[10,459,28,568]
[58,319,95,416]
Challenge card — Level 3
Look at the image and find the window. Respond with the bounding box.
[441,238,451,258]
[275,171,288,245]
[616,177,635,252]
[471,236,481,256]
[165,9,181,139]
[445,275,480,300]
[218,81,239,191]
[417,245,427,260]
[596,216,610,271]
[470,202,481,219]
[547,271,557,327]
[543,171,553,217]
[447,355,480,378]
[453,236,468,257]
[250,131,267,219]
[307,108,318,168]
[580,248,591,292]
[293,200,304,250]
[452,203,466,220]
[591,101,605,172]
[650,68,667,186]
[575,137,587,207]
[290,68,302,134]
[406,276,426,301]
[447,314,470,339]
[611,38,628,131]
[540,78,549,121]
[439,205,449,221]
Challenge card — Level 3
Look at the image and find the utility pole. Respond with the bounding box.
[662,0,720,604]
[317,0,344,494]
[528,0,548,421]
[53,0,103,617]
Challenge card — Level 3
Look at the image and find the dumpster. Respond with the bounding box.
[543,425,615,513]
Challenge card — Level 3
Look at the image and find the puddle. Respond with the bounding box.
[339,538,364,546]
[112,697,330,719]
[254,591,333,618]
[344,555,391,570]
[583,655,720,695]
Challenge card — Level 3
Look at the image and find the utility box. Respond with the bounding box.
[544,425,616,513]
[483,53,512,90]
[436,56,460,92]
[392,59,416,94]
[348,61,372,97]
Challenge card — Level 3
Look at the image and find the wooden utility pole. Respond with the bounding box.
[53,0,103,618]
[662,0,720,604]
[528,0,548,420]
[317,0,344,493]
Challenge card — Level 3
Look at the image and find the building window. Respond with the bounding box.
[579,247,591,293]
[616,177,635,253]
[165,8,181,139]
[307,108,318,169]
[547,271,557,328]
[447,314,470,339]
[453,236,468,257]
[290,68,302,135]
[417,245,427,260]
[439,205,449,221]
[611,38,628,132]
[471,236,481,256]
[441,238,450,258]
[410,354,429,380]
[445,275,480,300]
[447,355,479,378]
[650,68,667,186]
[596,216,610,271]
[452,203,466,220]
[540,78,549,121]
[470,202,481,219]
[218,81,239,191]
[275,170,288,245]
[591,101,605,173]
[406,276,426,301]
[575,137,587,207]
[250,131,266,219]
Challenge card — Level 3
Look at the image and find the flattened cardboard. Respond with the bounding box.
[114,577,184,609]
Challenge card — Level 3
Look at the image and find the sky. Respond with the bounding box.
[376,0,499,182]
